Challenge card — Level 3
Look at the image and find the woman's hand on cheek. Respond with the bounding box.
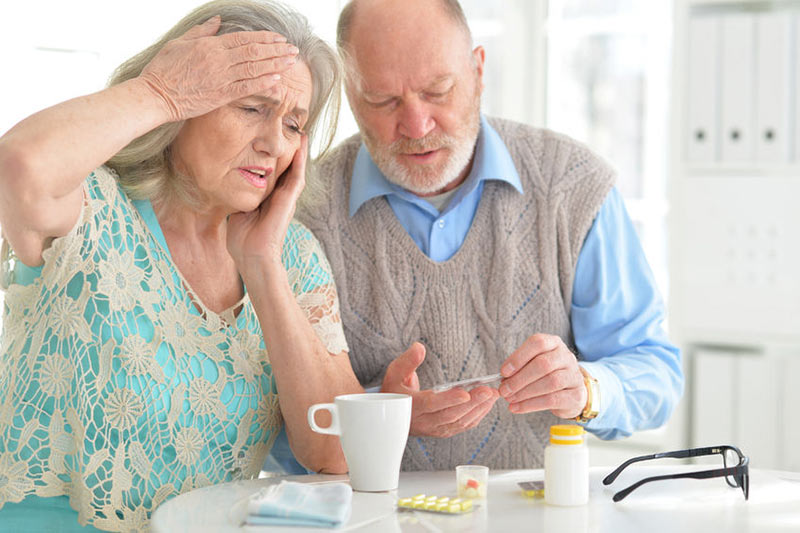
[227,135,307,274]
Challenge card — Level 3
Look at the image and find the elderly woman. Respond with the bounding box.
[0,1,363,531]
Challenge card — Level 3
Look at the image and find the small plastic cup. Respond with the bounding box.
[456,465,489,500]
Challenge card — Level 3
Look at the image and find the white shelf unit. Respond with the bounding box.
[670,0,800,471]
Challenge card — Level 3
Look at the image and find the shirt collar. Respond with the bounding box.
[349,115,523,217]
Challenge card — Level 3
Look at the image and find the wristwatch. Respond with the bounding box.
[574,366,600,423]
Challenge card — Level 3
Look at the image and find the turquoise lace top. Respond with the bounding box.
[0,166,348,531]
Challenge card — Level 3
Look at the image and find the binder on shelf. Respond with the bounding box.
[686,15,719,164]
[795,14,800,164]
[738,355,780,470]
[755,12,791,164]
[785,357,800,471]
[720,13,755,163]
[692,350,736,448]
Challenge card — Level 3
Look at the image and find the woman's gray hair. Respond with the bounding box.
[107,0,342,205]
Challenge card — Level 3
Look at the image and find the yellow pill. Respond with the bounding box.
[413,494,426,500]
[425,496,437,502]
[413,501,426,509]
[450,498,462,504]
[435,503,449,511]
[398,498,413,507]
[461,500,473,511]
[448,503,462,513]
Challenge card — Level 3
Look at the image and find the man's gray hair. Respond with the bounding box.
[107,0,342,206]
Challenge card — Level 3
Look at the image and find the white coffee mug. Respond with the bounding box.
[308,393,412,492]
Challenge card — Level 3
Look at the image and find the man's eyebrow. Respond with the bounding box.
[362,75,455,99]
[361,90,395,101]
[246,95,309,117]
[424,75,455,90]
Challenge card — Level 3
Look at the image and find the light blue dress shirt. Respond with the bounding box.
[348,116,683,440]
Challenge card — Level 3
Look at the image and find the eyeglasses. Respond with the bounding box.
[603,445,749,502]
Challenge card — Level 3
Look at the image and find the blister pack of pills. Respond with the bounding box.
[518,481,545,498]
[397,494,474,514]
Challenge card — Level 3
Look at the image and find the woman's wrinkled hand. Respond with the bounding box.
[227,135,308,274]
[139,15,298,122]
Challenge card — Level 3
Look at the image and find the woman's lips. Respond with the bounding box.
[238,167,273,188]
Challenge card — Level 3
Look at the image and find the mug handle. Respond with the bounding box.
[307,403,340,435]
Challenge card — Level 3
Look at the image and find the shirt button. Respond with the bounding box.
[438,219,445,229]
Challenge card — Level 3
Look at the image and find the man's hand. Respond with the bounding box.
[381,342,500,438]
[498,333,587,419]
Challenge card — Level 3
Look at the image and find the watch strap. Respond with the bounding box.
[574,366,599,423]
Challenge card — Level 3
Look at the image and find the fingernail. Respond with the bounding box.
[285,56,297,65]
[501,363,514,377]
[289,45,299,54]
[273,35,287,43]
[271,74,281,80]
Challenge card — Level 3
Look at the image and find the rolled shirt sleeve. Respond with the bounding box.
[571,187,683,440]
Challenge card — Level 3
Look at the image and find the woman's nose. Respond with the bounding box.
[252,122,285,157]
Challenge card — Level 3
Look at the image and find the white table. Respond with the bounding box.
[151,466,800,532]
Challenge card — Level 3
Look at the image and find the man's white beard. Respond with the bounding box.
[363,98,481,195]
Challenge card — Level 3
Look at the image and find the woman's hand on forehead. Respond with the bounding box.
[139,15,300,122]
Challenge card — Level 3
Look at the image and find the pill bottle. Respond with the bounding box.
[544,424,588,506]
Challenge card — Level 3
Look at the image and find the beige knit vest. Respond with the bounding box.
[298,117,614,470]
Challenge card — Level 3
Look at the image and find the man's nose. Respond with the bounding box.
[397,98,435,139]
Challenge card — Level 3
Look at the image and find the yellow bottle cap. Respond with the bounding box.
[550,424,584,445]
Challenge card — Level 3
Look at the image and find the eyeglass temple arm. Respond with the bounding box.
[603,446,731,485]
[611,466,745,502]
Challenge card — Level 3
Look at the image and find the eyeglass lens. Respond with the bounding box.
[723,448,738,488]
[722,447,748,499]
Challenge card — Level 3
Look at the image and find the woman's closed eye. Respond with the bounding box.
[239,105,263,115]
[284,118,304,135]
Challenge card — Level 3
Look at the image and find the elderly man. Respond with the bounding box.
[287,0,682,471]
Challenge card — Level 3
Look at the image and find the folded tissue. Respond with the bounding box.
[246,481,353,528]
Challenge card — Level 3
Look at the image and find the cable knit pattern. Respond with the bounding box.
[297,117,614,470]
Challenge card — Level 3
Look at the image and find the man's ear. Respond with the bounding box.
[472,45,486,91]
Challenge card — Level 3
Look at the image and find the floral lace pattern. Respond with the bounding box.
[0,166,348,532]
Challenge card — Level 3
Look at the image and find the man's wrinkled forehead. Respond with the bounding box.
[342,0,473,92]
[339,0,472,51]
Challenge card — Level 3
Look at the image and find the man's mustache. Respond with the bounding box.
[391,133,453,155]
